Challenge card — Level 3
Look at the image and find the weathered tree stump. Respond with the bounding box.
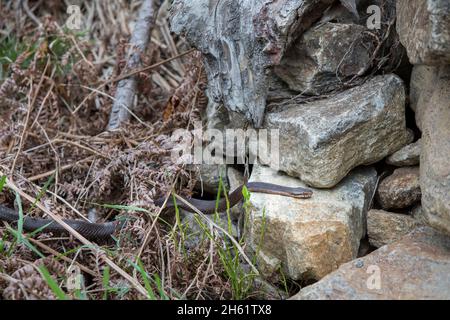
[170,0,336,127]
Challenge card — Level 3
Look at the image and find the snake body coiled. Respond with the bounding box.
[0,182,313,242]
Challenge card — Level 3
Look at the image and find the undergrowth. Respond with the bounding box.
[0,0,283,300]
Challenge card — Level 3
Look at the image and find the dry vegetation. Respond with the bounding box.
[0,0,272,300]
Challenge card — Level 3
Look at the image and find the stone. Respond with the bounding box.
[376,167,421,210]
[227,167,245,191]
[274,23,374,95]
[251,277,288,300]
[291,227,450,300]
[397,0,450,65]
[411,205,427,225]
[181,210,239,250]
[264,74,409,188]
[188,164,229,195]
[247,164,377,281]
[227,167,246,220]
[410,65,439,131]
[421,66,450,235]
[367,209,419,248]
[204,99,249,160]
[386,139,421,167]
[170,0,335,127]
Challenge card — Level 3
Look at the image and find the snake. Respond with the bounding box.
[0,182,312,242]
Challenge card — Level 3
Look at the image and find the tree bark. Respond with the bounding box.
[170,0,335,127]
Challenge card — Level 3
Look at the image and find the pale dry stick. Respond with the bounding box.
[165,239,173,290]
[79,85,153,130]
[195,228,216,300]
[51,139,110,160]
[30,81,55,130]
[74,160,96,208]
[107,0,161,130]
[27,238,97,277]
[72,48,195,115]
[173,194,260,275]
[0,173,150,298]
[11,58,50,174]
[0,274,31,300]
[44,189,91,223]
[181,239,212,299]
[135,192,171,261]
[36,122,61,201]
[27,156,94,182]
[22,0,42,27]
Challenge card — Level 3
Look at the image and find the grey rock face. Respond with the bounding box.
[247,164,377,281]
[421,66,450,235]
[264,75,409,188]
[292,227,450,300]
[397,0,450,65]
[274,23,374,95]
[410,65,439,131]
[367,209,419,248]
[386,140,421,167]
[188,164,229,195]
[227,167,246,220]
[376,167,421,210]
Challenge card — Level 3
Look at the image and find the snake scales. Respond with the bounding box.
[0,182,312,242]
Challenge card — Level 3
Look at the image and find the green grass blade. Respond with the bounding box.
[30,174,54,211]
[136,259,157,300]
[0,175,6,192]
[38,265,68,300]
[102,266,110,300]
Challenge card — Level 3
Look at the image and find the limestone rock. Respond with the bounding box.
[421,66,450,235]
[264,75,409,188]
[247,164,377,281]
[410,65,439,131]
[386,139,421,167]
[411,205,427,225]
[274,23,374,95]
[291,227,450,300]
[188,164,229,195]
[397,0,450,65]
[367,209,419,248]
[227,167,246,220]
[376,167,421,210]
[227,167,245,192]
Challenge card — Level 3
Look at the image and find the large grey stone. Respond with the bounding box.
[410,65,439,131]
[264,75,409,188]
[227,167,246,221]
[421,66,450,235]
[367,209,419,248]
[247,164,377,281]
[274,23,374,95]
[397,0,450,65]
[376,167,421,210]
[386,139,421,167]
[188,164,229,195]
[292,227,450,300]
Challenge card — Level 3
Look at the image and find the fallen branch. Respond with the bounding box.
[107,0,161,130]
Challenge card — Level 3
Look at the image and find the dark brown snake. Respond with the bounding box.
[0,182,312,242]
